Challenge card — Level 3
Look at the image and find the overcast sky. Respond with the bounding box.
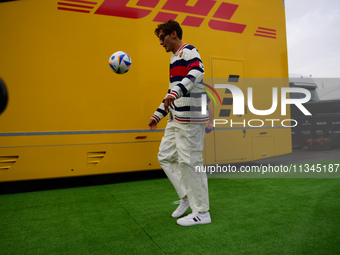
[285,0,340,79]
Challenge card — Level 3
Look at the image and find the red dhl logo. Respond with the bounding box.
[57,0,277,39]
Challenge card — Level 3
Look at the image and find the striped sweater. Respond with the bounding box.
[151,43,210,123]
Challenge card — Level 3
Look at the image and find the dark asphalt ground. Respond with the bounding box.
[252,146,340,165]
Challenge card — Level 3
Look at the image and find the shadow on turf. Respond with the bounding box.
[0,170,167,194]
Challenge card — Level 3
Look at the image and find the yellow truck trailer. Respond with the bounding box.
[0,0,291,182]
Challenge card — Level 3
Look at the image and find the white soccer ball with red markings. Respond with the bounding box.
[109,51,132,74]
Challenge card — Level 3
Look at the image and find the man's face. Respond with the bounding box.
[158,30,174,53]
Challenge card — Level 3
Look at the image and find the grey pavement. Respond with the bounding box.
[252,146,340,165]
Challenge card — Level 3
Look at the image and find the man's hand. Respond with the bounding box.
[164,95,176,112]
[148,118,158,130]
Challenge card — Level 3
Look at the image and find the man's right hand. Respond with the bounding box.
[148,118,158,130]
[164,95,176,112]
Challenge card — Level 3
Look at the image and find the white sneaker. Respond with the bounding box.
[172,196,190,218]
[177,211,211,226]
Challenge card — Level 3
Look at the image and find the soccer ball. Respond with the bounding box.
[109,51,132,74]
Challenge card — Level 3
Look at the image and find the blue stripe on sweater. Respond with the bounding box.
[170,57,202,69]
[177,83,188,95]
[175,106,203,112]
[156,108,167,116]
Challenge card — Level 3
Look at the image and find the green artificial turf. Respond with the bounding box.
[1,175,340,254]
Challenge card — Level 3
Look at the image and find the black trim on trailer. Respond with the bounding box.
[0,78,8,115]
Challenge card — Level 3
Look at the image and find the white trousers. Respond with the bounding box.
[158,120,209,212]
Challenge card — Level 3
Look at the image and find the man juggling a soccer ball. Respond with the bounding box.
[148,20,211,226]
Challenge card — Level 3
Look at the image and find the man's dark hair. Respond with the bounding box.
[155,20,183,40]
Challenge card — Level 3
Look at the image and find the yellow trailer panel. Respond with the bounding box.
[0,0,291,182]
